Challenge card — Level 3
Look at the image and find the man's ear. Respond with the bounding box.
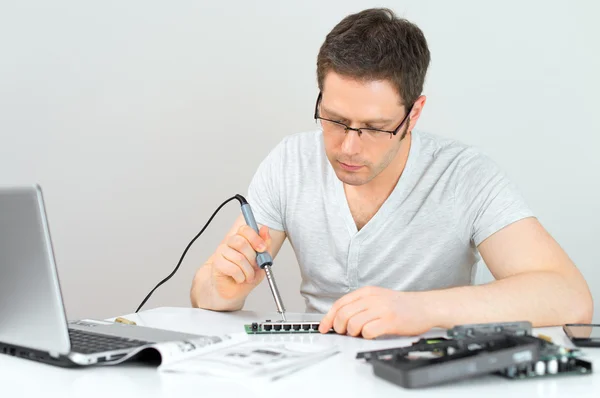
[407,95,427,132]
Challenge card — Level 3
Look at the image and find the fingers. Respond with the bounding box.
[259,226,272,252]
[319,286,377,333]
[346,310,381,337]
[332,300,369,335]
[219,245,255,284]
[361,319,388,340]
[228,234,259,268]
[238,224,267,252]
[213,223,273,287]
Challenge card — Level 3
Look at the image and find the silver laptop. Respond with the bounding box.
[0,185,201,367]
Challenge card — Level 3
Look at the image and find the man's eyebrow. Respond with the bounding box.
[320,105,395,125]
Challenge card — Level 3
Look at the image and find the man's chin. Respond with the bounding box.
[334,168,370,186]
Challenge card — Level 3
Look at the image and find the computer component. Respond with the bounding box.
[357,321,593,388]
[447,321,532,339]
[496,334,591,379]
[448,321,592,379]
[358,334,541,388]
[244,320,334,334]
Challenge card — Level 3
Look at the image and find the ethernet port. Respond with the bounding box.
[293,324,301,331]
[274,324,282,331]
[302,324,310,331]
[312,324,319,331]
[264,324,273,331]
[283,324,291,331]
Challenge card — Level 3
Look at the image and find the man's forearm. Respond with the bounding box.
[190,263,246,311]
[422,270,593,329]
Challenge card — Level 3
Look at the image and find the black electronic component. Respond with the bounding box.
[357,321,593,389]
[358,334,541,388]
[447,321,532,339]
[356,338,450,361]
[448,321,591,379]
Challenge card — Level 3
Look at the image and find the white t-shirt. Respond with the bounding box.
[247,130,534,313]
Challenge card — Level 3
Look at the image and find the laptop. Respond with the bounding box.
[0,185,202,367]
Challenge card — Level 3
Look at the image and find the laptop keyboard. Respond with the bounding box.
[68,329,149,354]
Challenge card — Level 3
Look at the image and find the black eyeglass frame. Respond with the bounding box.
[313,92,414,140]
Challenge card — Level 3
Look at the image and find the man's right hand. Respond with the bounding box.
[209,224,272,301]
[191,214,286,311]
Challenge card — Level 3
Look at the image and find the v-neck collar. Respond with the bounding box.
[333,132,421,239]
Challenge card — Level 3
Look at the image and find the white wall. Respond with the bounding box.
[1,0,598,321]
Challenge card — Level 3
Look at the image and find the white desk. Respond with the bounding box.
[1,307,599,397]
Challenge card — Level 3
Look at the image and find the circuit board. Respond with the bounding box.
[496,335,591,379]
[357,321,593,388]
[447,322,592,379]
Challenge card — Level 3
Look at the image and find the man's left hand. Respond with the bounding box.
[318,286,434,339]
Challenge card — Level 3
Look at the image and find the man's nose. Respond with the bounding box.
[340,129,362,156]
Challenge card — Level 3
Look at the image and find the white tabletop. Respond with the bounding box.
[1,307,599,397]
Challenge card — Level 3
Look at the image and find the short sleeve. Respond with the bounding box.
[246,140,285,231]
[453,150,535,247]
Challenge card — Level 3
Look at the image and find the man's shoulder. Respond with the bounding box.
[418,130,474,155]
[416,131,506,188]
[417,130,491,167]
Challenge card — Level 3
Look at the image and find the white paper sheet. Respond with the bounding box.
[159,338,340,382]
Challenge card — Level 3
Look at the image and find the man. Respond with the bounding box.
[190,8,593,338]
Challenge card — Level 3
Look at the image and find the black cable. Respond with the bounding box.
[135,194,246,313]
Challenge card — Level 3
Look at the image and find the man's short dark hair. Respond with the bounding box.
[317,8,430,107]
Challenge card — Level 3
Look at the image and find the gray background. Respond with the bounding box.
[1,0,598,321]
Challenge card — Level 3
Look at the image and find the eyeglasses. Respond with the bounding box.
[313,92,413,143]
